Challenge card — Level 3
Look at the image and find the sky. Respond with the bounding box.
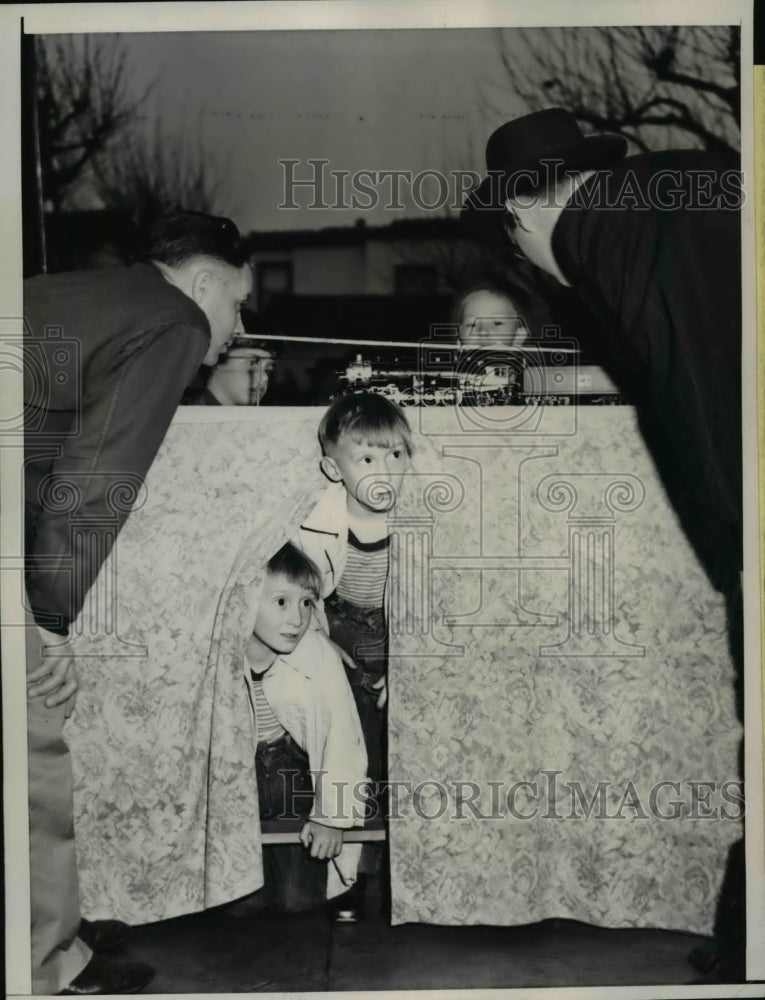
[45,20,740,235]
[84,29,526,232]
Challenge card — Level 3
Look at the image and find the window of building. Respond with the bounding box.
[394,264,438,296]
[257,260,293,309]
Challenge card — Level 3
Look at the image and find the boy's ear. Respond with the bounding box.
[320,454,342,483]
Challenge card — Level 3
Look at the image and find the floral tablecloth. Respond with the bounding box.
[67,409,326,923]
[387,405,741,934]
[67,404,741,933]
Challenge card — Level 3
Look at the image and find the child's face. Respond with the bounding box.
[459,290,526,348]
[322,433,410,515]
[251,572,316,667]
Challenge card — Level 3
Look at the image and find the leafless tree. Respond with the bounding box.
[493,25,739,155]
[93,113,225,233]
[35,34,150,211]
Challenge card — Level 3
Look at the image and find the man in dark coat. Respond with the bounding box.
[462,108,744,980]
[24,211,252,994]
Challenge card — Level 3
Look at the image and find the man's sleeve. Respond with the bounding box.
[26,323,208,634]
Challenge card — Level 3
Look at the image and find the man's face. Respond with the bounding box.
[322,434,410,516]
[502,198,547,272]
[250,572,316,669]
[459,290,526,348]
[198,264,253,366]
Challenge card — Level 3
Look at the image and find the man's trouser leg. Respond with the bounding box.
[711,580,745,977]
[27,619,91,994]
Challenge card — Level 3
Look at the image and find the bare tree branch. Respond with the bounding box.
[490,25,739,156]
[93,112,225,233]
[35,34,152,210]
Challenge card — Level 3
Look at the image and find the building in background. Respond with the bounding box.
[243,218,468,404]
[247,217,468,309]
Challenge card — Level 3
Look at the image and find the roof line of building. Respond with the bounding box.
[245,215,464,248]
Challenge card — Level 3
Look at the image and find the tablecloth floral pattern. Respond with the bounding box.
[67,410,327,924]
[66,404,741,933]
[387,406,741,933]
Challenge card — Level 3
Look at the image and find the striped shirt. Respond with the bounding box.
[249,672,285,745]
[335,530,390,609]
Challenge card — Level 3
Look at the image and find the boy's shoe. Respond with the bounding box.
[331,900,363,923]
[328,879,366,923]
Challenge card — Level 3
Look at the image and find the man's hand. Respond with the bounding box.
[371,675,387,709]
[299,820,343,860]
[27,626,79,716]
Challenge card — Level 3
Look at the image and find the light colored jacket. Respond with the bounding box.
[295,482,400,626]
[247,626,368,897]
[293,482,349,599]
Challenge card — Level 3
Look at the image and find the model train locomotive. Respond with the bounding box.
[335,350,623,406]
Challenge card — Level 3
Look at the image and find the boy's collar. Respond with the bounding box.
[266,627,321,680]
[300,481,348,536]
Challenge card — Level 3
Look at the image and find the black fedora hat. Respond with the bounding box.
[461,107,628,246]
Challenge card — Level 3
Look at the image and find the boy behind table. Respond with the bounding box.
[295,392,414,920]
[232,542,367,915]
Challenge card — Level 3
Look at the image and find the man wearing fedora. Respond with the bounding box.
[462,107,743,981]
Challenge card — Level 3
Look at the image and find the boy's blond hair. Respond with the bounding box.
[318,392,413,457]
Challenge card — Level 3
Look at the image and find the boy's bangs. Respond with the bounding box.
[349,429,403,451]
[319,391,414,456]
[291,569,320,597]
[345,415,412,455]
[266,542,322,596]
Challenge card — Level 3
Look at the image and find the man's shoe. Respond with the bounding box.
[79,918,131,953]
[58,954,155,995]
[687,941,744,983]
